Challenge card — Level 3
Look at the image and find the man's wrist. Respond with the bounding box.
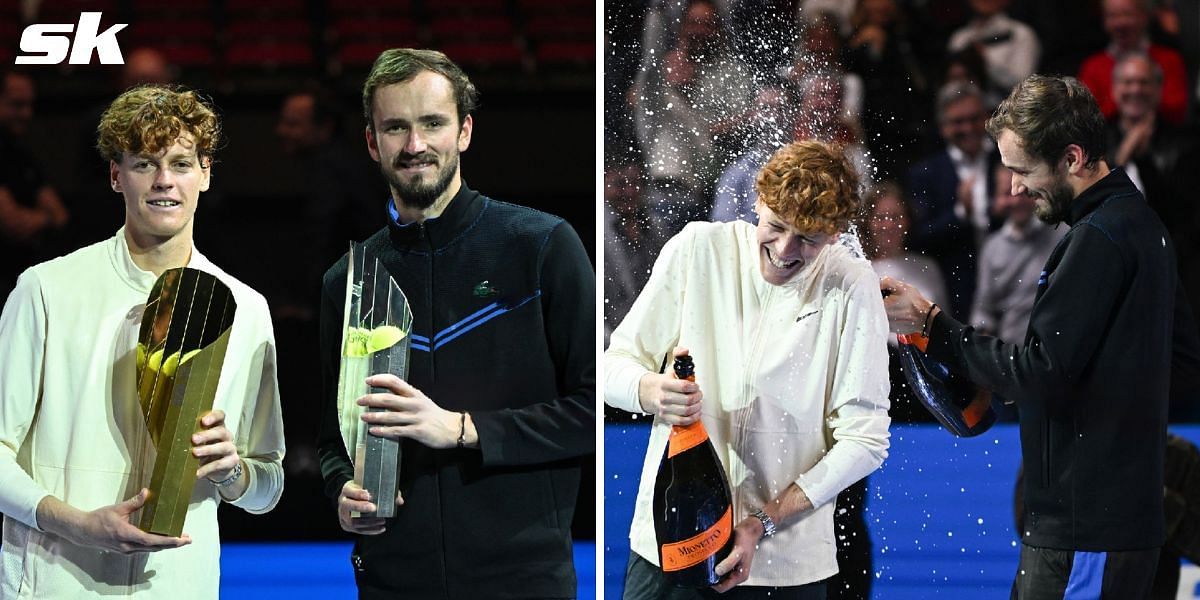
[749,509,776,539]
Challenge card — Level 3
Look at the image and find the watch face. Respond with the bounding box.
[754,510,776,536]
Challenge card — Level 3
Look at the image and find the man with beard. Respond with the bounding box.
[315,48,595,599]
[881,74,1200,598]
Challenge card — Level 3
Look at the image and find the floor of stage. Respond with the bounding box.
[220,541,596,598]
[605,423,1200,599]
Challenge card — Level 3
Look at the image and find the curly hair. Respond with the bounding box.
[754,140,861,235]
[96,85,220,164]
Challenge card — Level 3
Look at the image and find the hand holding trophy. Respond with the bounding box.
[336,242,413,519]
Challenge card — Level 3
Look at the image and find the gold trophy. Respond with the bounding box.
[337,242,413,518]
[133,268,236,536]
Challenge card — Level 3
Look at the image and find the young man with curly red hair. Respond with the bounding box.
[606,140,891,599]
[0,85,284,598]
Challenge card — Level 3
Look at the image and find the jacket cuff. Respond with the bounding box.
[227,458,283,514]
[926,310,967,372]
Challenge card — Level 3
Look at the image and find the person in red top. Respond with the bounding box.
[1078,0,1189,124]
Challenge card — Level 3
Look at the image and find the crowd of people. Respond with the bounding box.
[605,1,1200,421]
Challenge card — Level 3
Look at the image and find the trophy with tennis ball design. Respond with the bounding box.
[337,242,413,518]
[134,267,236,536]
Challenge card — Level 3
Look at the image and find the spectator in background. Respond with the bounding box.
[845,0,934,180]
[121,47,174,89]
[943,45,997,109]
[792,71,873,185]
[0,69,68,304]
[785,10,863,124]
[1079,0,1189,125]
[907,81,1002,319]
[710,85,794,224]
[274,85,385,318]
[862,180,946,424]
[947,0,1040,106]
[1106,53,1198,228]
[633,0,755,240]
[864,181,949,312]
[604,159,659,345]
[797,0,855,36]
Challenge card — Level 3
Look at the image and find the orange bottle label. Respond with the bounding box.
[897,332,930,352]
[660,506,733,572]
[962,391,993,427]
[667,421,709,458]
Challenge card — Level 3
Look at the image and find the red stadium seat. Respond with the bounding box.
[438,41,525,69]
[226,19,311,42]
[534,41,594,65]
[430,16,516,42]
[329,17,418,41]
[524,15,593,39]
[224,41,313,68]
[125,20,216,46]
[157,43,216,67]
[339,42,409,67]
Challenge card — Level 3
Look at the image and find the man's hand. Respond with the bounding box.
[880,275,937,334]
[956,175,976,220]
[1115,119,1153,166]
[193,410,240,483]
[359,374,463,449]
[36,491,191,554]
[637,347,702,425]
[711,516,764,593]
[337,480,403,535]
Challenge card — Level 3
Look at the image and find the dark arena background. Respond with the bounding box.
[0,0,594,597]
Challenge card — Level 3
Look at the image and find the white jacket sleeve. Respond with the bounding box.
[226,307,285,514]
[793,271,892,508]
[0,271,53,530]
[604,226,694,415]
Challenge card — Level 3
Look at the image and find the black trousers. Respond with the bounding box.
[1010,544,1160,600]
[622,552,827,600]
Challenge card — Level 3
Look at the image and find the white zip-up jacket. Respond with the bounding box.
[0,229,285,598]
[606,220,891,587]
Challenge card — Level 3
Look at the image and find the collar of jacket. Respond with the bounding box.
[386,183,485,250]
[1065,167,1137,226]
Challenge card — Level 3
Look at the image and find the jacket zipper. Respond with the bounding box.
[417,222,448,598]
[735,286,775,522]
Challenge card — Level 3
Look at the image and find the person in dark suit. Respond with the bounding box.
[907,80,1003,319]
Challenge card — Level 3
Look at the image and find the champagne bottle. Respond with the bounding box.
[652,355,735,587]
[896,332,995,437]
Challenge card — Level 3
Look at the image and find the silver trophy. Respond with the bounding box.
[337,242,413,518]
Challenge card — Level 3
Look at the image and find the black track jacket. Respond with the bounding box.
[317,185,596,598]
[927,168,1198,551]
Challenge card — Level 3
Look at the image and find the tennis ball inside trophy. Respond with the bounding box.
[367,325,405,353]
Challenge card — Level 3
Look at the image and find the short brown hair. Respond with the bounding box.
[755,140,861,235]
[362,48,479,131]
[96,85,220,164]
[985,75,1106,169]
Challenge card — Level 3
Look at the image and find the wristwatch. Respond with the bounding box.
[750,509,776,538]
